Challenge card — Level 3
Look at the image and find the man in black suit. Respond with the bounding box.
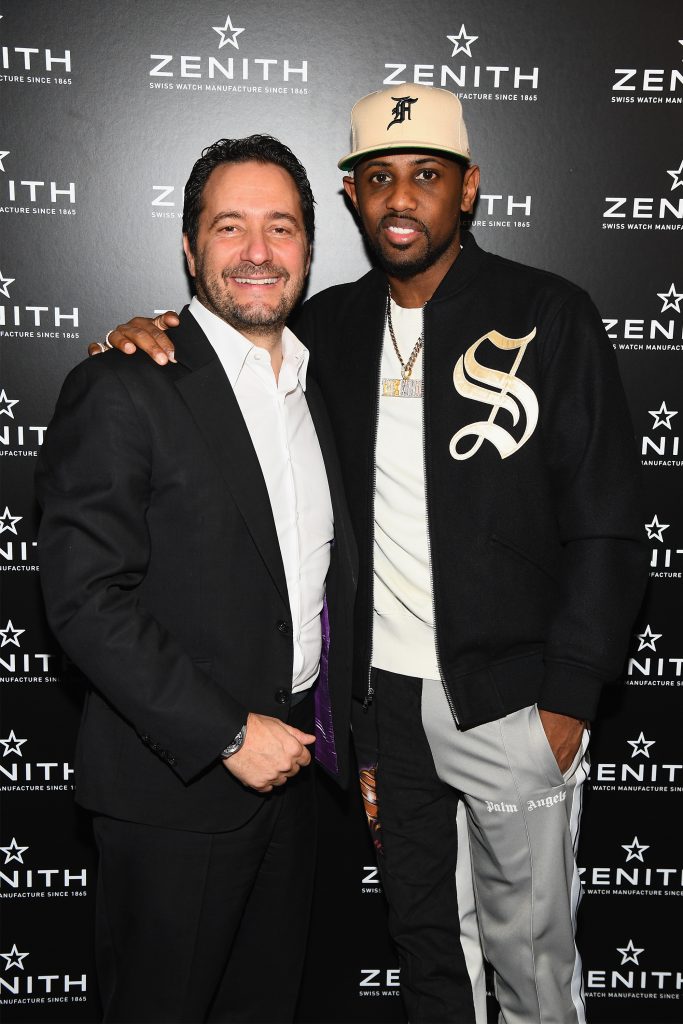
[36,135,356,1023]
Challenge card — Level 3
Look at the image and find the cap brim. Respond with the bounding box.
[338,141,470,171]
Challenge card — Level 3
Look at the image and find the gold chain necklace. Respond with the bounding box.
[382,292,426,398]
[386,292,424,379]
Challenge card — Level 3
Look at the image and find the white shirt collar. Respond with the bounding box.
[189,295,309,390]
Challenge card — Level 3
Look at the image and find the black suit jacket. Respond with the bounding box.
[36,307,357,832]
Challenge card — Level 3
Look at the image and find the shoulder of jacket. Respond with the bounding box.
[304,269,383,313]
[483,249,588,305]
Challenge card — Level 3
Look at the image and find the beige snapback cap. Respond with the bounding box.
[338,84,470,171]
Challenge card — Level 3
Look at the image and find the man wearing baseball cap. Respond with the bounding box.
[97,85,647,1023]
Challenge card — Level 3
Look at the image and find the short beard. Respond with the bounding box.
[194,257,304,336]
[365,217,459,280]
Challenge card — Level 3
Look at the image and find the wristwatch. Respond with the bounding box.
[221,723,247,760]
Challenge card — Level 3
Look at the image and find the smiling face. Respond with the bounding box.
[343,152,479,297]
[182,160,311,342]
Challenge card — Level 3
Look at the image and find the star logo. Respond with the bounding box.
[0,730,27,757]
[616,940,644,966]
[212,14,244,50]
[0,507,22,535]
[667,159,683,191]
[447,25,478,58]
[645,515,669,542]
[0,837,29,865]
[627,732,655,759]
[648,401,678,430]
[657,282,683,313]
[0,944,29,971]
[0,620,25,648]
[0,269,13,298]
[0,150,9,172]
[621,837,649,863]
[636,625,661,652]
[0,389,19,419]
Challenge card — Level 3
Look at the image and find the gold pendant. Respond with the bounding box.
[382,378,423,398]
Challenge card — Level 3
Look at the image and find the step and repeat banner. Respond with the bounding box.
[1,1,681,1020]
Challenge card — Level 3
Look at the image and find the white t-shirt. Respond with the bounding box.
[372,298,440,679]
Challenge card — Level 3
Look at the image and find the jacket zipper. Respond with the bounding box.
[421,303,461,728]
[362,300,386,711]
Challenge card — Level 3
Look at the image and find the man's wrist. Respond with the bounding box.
[221,723,247,759]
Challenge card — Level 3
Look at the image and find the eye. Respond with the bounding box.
[369,172,391,185]
[417,168,438,181]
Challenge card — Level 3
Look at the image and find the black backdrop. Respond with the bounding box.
[1,1,681,1020]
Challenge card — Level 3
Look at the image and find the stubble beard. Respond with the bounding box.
[194,256,305,337]
[366,216,460,280]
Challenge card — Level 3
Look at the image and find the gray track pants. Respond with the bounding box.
[374,671,589,1024]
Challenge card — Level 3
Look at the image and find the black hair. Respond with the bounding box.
[182,134,315,253]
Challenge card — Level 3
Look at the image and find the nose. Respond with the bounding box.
[385,176,418,213]
[240,227,272,265]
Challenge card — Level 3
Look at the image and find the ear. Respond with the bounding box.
[460,165,480,214]
[342,174,359,212]
[182,234,196,278]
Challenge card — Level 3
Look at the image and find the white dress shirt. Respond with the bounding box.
[190,296,334,693]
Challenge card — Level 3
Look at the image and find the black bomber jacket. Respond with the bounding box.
[295,234,648,730]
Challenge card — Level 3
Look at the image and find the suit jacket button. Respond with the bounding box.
[276,620,291,636]
[141,734,150,744]
[151,742,159,751]
[274,688,289,704]
[167,755,176,766]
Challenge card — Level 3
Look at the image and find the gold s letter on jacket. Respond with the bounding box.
[449,328,538,461]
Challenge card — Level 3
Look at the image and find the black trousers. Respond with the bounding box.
[374,671,477,1024]
[92,699,317,1024]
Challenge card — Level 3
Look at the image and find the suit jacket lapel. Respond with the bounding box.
[170,307,289,607]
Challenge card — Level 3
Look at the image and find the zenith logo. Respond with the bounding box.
[579,833,683,893]
[603,284,683,351]
[148,14,308,86]
[641,402,680,465]
[0,620,54,676]
[645,514,682,577]
[0,836,88,895]
[612,39,683,101]
[645,515,669,543]
[0,507,21,536]
[616,940,644,967]
[213,14,244,50]
[602,162,683,225]
[0,732,75,789]
[0,945,87,998]
[0,506,39,569]
[635,626,661,653]
[648,402,678,430]
[628,627,683,683]
[447,25,478,58]
[383,25,539,95]
[591,732,683,790]
[622,837,649,863]
[586,940,683,994]
[0,391,48,455]
[627,732,656,758]
[0,837,29,865]
[0,268,80,335]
